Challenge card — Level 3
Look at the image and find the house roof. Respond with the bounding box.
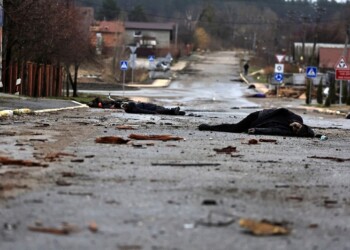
[91,21,124,33]
[319,47,350,69]
[124,21,175,31]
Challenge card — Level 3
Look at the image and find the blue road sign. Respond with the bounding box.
[274,73,284,82]
[148,55,155,62]
[120,61,128,71]
[306,66,317,78]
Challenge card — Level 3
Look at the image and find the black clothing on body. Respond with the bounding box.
[123,102,185,115]
[198,108,314,137]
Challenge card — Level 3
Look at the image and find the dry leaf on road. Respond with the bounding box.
[239,218,290,236]
[95,136,130,144]
[128,134,184,141]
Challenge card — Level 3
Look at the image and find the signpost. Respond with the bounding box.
[306,66,318,104]
[274,64,284,74]
[274,73,284,82]
[334,56,350,104]
[275,54,285,63]
[306,66,317,78]
[120,60,128,96]
[335,57,350,80]
[274,59,285,97]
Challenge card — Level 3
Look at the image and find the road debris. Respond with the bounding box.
[95,136,130,144]
[128,134,184,141]
[88,221,98,233]
[44,152,77,162]
[184,223,195,229]
[308,156,350,162]
[214,146,237,154]
[259,138,278,143]
[56,179,72,186]
[151,162,221,167]
[201,199,218,206]
[239,218,290,236]
[0,156,48,167]
[28,223,79,235]
[116,125,137,130]
[197,211,235,227]
[286,196,303,202]
[0,183,29,191]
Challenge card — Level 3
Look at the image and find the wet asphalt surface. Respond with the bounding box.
[0,95,84,112]
[1,51,350,250]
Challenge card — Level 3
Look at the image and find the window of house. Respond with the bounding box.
[134,31,142,37]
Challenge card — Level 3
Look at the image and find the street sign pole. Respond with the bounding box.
[123,70,125,97]
[340,80,343,104]
[309,80,312,104]
[120,60,128,97]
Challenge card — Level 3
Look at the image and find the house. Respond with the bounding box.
[124,21,178,57]
[319,47,350,70]
[293,42,345,64]
[90,20,124,55]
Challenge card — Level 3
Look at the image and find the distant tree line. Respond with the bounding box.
[76,0,350,54]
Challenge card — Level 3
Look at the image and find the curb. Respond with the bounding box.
[0,101,88,118]
[239,73,349,118]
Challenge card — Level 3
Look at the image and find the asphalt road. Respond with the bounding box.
[1,51,350,250]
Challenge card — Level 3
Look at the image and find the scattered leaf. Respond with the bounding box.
[28,223,78,235]
[248,139,259,145]
[0,156,48,167]
[0,183,29,191]
[239,218,290,236]
[128,134,184,141]
[88,221,98,233]
[308,156,350,162]
[286,196,303,202]
[71,159,84,163]
[61,172,76,178]
[44,152,77,162]
[116,125,137,130]
[95,136,130,144]
[214,146,237,154]
[259,139,277,143]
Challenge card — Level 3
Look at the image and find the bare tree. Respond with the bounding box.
[2,0,93,97]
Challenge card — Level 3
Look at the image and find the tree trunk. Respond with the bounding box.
[72,63,79,97]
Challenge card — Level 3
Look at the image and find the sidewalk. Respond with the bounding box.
[0,60,189,118]
[0,93,88,118]
[240,73,350,117]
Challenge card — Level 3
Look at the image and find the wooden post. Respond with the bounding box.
[8,64,13,94]
[28,63,33,96]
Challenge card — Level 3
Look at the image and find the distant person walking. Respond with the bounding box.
[243,62,249,75]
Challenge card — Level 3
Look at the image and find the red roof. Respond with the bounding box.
[319,47,350,69]
[91,21,124,34]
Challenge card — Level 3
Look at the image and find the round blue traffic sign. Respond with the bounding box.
[274,73,284,82]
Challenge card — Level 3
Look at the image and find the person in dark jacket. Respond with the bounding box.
[122,101,185,115]
[88,97,122,109]
[198,108,314,137]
